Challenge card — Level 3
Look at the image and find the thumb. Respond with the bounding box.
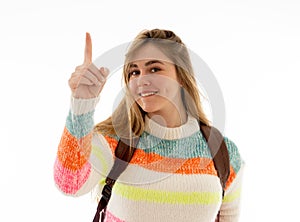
[84,32,92,64]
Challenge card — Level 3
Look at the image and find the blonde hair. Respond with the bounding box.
[94,29,210,138]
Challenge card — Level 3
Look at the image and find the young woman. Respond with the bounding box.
[54,29,244,222]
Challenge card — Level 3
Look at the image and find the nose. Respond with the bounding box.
[136,70,151,86]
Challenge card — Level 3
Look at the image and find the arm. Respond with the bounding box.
[54,97,100,195]
[219,138,245,222]
[54,32,110,196]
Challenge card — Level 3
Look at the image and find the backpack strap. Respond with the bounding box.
[92,137,139,222]
[199,122,230,222]
[199,122,230,193]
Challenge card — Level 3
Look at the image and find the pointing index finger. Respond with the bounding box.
[84,32,92,64]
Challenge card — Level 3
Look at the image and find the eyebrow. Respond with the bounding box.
[129,60,165,68]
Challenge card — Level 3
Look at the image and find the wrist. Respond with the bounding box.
[70,95,100,115]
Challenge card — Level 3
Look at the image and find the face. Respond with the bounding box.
[127,43,183,117]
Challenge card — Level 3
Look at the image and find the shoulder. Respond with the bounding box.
[223,137,243,175]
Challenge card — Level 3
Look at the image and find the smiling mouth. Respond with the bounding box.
[138,91,158,97]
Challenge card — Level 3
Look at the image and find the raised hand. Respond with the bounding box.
[68,32,109,99]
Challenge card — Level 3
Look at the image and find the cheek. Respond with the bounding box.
[156,78,181,96]
[128,80,138,98]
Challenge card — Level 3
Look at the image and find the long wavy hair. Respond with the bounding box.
[94,29,210,139]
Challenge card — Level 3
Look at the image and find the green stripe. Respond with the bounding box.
[223,188,241,203]
[114,183,221,205]
[91,145,109,173]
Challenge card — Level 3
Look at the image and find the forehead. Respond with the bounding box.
[127,43,173,64]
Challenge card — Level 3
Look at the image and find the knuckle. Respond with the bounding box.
[75,65,82,70]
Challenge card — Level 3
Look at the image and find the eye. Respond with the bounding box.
[150,67,161,73]
[128,70,140,78]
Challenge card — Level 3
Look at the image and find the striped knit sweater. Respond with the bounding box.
[54,96,244,222]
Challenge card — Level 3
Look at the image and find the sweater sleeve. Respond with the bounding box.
[219,137,245,222]
[53,96,101,196]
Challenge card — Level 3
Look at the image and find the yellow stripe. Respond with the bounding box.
[91,145,109,173]
[113,183,221,205]
[223,188,241,203]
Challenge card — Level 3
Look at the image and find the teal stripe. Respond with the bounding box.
[138,133,243,175]
[224,137,242,173]
[66,110,94,138]
[138,131,212,159]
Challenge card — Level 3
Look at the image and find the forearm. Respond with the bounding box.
[54,96,100,195]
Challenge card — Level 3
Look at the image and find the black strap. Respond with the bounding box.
[92,137,139,222]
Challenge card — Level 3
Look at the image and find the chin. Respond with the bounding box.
[138,104,159,114]
[140,106,158,114]
[137,97,169,114]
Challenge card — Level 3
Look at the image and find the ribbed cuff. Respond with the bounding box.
[70,96,100,115]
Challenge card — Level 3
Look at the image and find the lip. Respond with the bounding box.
[138,90,158,97]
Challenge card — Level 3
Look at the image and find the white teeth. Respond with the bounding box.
[139,92,157,97]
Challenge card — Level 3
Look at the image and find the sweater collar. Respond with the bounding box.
[144,115,199,140]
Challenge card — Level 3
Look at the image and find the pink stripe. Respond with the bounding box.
[54,158,91,194]
[104,211,124,222]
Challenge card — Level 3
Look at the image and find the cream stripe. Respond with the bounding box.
[108,196,221,222]
[117,164,222,191]
[91,145,109,174]
[70,96,100,115]
[90,133,113,176]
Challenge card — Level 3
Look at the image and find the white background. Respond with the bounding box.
[1,0,299,221]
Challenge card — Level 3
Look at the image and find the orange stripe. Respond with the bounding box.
[131,149,164,164]
[57,127,92,170]
[104,136,118,154]
[225,165,237,190]
[131,149,218,175]
[176,158,218,175]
